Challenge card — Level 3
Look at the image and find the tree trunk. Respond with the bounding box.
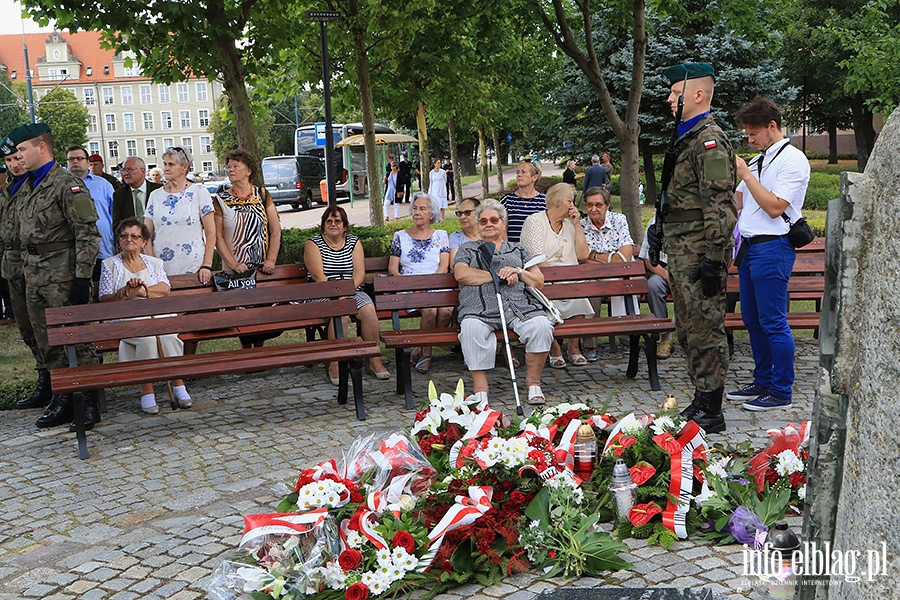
[492,126,503,193]
[448,117,463,203]
[349,23,382,225]
[828,124,838,164]
[416,100,428,195]
[215,37,260,185]
[477,123,489,198]
[640,138,657,208]
[849,94,876,172]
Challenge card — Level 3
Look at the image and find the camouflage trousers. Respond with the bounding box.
[667,254,730,392]
[25,275,98,371]
[5,266,44,370]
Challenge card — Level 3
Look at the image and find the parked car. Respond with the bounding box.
[261,154,326,211]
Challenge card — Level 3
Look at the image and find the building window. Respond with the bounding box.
[142,112,154,131]
[126,140,138,157]
[162,137,174,150]
[177,83,189,103]
[102,86,114,105]
[108,141,119,161]
[121,86,133,105]
[161,111,173,130]
[179,110,191,129]
[195,81,208,102]
[89,141,100,155]
[140,84,151,104]
[48,68,68,81]
[123,63,141,77]
[198,109,210,128]
[158,84,170,103]
[83,88,95,106]
[88,114,98,134]
[67,88,77,97]
[123,113,135,132]
[180,137,193,155]
[202,161,213,173]
[105,114,117,132]
[200,136,211,154]
[145,139,157,156]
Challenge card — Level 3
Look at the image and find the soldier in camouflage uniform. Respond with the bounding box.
[651,64,736,433]
[0,133,49,410]
[11,123,103,431]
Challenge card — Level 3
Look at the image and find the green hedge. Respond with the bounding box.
[804,172,840,211]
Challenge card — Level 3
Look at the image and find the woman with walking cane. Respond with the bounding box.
[452,199,554,407]
[98,217,191,415]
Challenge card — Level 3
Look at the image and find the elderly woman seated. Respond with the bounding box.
[452,198,554,405]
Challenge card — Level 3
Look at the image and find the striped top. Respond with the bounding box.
[501,191,546,243]
[308,234,359,284]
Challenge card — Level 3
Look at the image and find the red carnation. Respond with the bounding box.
[628,501,663,526]
[346,581,370,600]
[414,409,430,423]
[349,490,364,503]
[766,469,781,486]
[338,548,363,572]
[392,530,416,553]
[629,461,657,486]
[789,472,806,488]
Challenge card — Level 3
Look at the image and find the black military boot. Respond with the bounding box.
[69,391,102,432]
[16,368,53,409]
[680,389,703,421]
[691,388,726,434]
[35,394,74,428]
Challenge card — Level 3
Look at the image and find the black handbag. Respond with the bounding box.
[212,269,257,291]
[782,213,815,249]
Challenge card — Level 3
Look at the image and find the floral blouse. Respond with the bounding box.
[389,229,450,275]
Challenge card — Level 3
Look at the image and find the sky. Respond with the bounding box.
[0,0,54,36]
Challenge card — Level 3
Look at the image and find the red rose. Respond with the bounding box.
[628,502,663,527]
[789,472,806,488]
[653,432,682,455]
[349,490,364,503]
[392,530,416,553]
[338,549,363,572]
[766,469,781,486]
[612,435,638,457]
[346,581,370,600]
[348,507,365,531]
[629,461,657,486]
[565,409,582,420]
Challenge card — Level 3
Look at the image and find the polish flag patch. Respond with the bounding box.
[703,140,717,150]
[71,186,81,193]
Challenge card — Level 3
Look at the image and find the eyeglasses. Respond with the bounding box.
[324,218,344,225]
[118,233,144,240]
[455,209,474,217]
[169,146,189,162]
[478,217,502,225]
[121,167,143,173]
[66,155,88,162]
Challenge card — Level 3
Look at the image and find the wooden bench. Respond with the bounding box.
[46,279,382,459]
[373,262,676,408]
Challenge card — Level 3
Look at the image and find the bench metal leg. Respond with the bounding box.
[395,348,415,409]
[348,358,367,421]
[643,334,662,391]
[625,334,640,379]
[73,392,88,460]
[337,361,349,405]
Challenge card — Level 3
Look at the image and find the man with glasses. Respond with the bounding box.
[12,123,102,431]
[66,146,115,282]
[88,153,123,191]
[112,156,162,233]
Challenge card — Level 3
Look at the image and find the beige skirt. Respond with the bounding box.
[552,297,595,320]
[119,334,184,361]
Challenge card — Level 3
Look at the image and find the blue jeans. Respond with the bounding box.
[739,236,796,399]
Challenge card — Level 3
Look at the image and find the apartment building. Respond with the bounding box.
[0,30,222,174]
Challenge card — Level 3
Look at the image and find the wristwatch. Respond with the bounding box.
[517,267,523,276]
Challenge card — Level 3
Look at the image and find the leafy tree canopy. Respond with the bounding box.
[35,88,89,163]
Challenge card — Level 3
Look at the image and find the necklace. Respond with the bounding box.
[230,184,254,201]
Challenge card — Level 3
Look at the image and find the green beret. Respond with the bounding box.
[663,63,716,85]
[0,135,16,156]
[8,122,51,145]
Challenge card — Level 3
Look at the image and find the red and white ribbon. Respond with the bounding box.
[554,418,583,471]
[416,486,493,571]
[461,408,503,440]
[240,508,328,547]
[660,421,706,539]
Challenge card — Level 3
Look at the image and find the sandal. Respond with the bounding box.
[549,355,566,369]
[527,385,545,405]
[373,369,391,380]
[415,355,432,374]
[567,353,588,366]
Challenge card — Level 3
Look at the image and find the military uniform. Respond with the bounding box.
[663,112,737,393]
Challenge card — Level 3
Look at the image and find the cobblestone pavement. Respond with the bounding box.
[0,337,818,599]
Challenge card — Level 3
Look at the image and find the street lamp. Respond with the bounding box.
[306,10,341,208]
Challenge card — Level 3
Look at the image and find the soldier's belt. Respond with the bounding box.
[663,209,704,223]
[3,240,21,251]
[25,241,74,255]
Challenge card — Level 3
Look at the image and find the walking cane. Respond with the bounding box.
[478,242,523,415]
[140,284,177,410]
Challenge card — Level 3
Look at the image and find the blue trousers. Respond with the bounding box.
[738,236,796,399]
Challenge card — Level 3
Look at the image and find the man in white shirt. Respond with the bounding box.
[112,156,162,234]
[727,98,810,411]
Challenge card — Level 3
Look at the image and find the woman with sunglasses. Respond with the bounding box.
[453,199,553,405]
[144,146,216,285]
[448,197,481,263]
[305,206,390,384]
